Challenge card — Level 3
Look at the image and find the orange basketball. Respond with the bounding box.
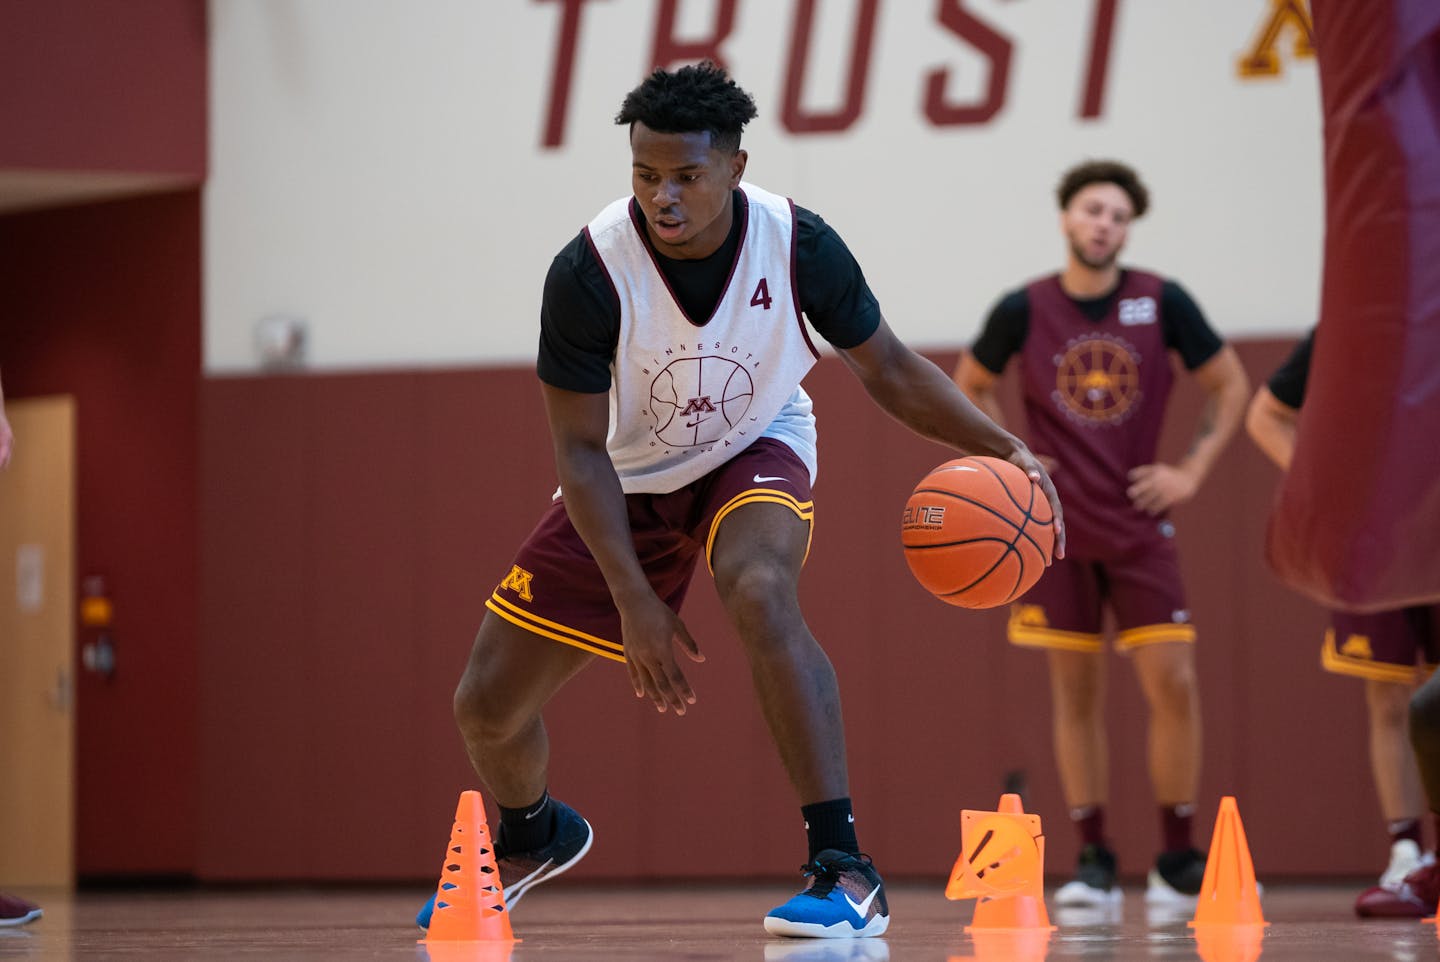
[901,456,1055,608]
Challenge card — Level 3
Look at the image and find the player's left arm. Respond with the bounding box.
[836,318,1065,558]
[1127,344,1250,515]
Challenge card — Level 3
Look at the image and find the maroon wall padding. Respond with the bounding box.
[0,192,201,877]
[1267,0,1440,611]
[0,0,206,175]
[199,341,1375,883]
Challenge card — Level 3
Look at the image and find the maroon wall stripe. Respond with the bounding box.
[195,341,1363,882]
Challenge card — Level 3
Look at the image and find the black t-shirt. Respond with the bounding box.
[1266,329,1314,409]
[970,274,1224,374]
[538,191,881,393]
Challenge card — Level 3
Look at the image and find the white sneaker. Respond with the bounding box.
[1054,844,1124,908]
[1144,848,1207,906]
[1379,839,1427,889]
[1055,878,1124,908]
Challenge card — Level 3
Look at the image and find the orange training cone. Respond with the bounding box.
[420,790,520,944]
[1191,922,1265,962]
[420,942,516,962]
[965,926,1054,962]
[1189,796,1266,928]
[946,793,1055,932]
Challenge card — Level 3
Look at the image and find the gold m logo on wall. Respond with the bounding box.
[1238,0,1314,77]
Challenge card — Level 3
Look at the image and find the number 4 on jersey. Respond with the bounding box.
[750,277,772,310]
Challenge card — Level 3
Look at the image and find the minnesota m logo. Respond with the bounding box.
[1238,0,1314,77]
[1340,633,1374,660]
[1010,604,1050,629]
[500,564,535,602]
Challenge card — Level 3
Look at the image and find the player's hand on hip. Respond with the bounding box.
[1010,447,1065,560]
[619,595,705,716]
[1126,462,1198,516]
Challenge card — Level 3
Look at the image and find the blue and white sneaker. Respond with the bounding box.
[764,850,889,939]
[416,798,594,932]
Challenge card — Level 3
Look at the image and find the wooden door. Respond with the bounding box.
[0,395,76,887]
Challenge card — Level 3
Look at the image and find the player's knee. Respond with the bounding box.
[1366,679,1412,731]
[453,673,525,744]
[1052,679,1103,722]
[1140,657,1198,711]
[715,559,797,626]
[1048,654,1103,718]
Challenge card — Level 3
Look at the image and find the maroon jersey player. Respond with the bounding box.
[1249,329,1440,917]
[954,160,1250,909]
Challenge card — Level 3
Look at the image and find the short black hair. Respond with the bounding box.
[1057,160,1150,218]
[615,61,758,153]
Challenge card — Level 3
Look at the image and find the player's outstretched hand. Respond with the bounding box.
[620,595,705,715]
[1009,447,1065,560]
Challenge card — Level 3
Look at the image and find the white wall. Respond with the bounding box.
[206,0,1322,373]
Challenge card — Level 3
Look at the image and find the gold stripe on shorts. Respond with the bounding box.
[1008,624,1105,653]
[1116,623,1198,651]
[486,592,626,663]
[704,488,815,572]
[1321,629,1417,684]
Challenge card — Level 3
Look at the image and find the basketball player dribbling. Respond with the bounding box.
[1248,328,1440,917]
[418,62,1062,939]
[952,160,1250,909]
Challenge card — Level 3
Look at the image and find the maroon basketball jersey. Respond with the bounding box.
[1020,270,1172,559]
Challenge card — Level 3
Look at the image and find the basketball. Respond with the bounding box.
[900,456,1055,608]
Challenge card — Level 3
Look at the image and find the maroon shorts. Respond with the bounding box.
[484,438,814,662]
[1006,536,1195,654]
[1322,604,1440,683]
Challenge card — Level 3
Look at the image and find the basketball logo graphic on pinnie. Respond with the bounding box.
[649,357,755,446]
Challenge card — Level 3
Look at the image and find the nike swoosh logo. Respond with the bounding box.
[843,884,880,919]
[753,474,786,484]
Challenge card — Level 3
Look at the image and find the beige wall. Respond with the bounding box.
[206,0,1323,372]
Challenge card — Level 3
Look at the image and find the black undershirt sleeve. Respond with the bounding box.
[793,206,882,349]
[536,231,619,394]
[970,289,1030,375]
[1265,329,1314,409]
[1160,280,1224,370]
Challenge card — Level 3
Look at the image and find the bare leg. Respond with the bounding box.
[1130,641,1201,806]
[452,611,595,808]
[711,503,848,803]
[1367,678,1424,824]
[1047,648,1109,808]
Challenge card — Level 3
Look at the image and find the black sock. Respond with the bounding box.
[498,790,554,853]
[802,797,859,860]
